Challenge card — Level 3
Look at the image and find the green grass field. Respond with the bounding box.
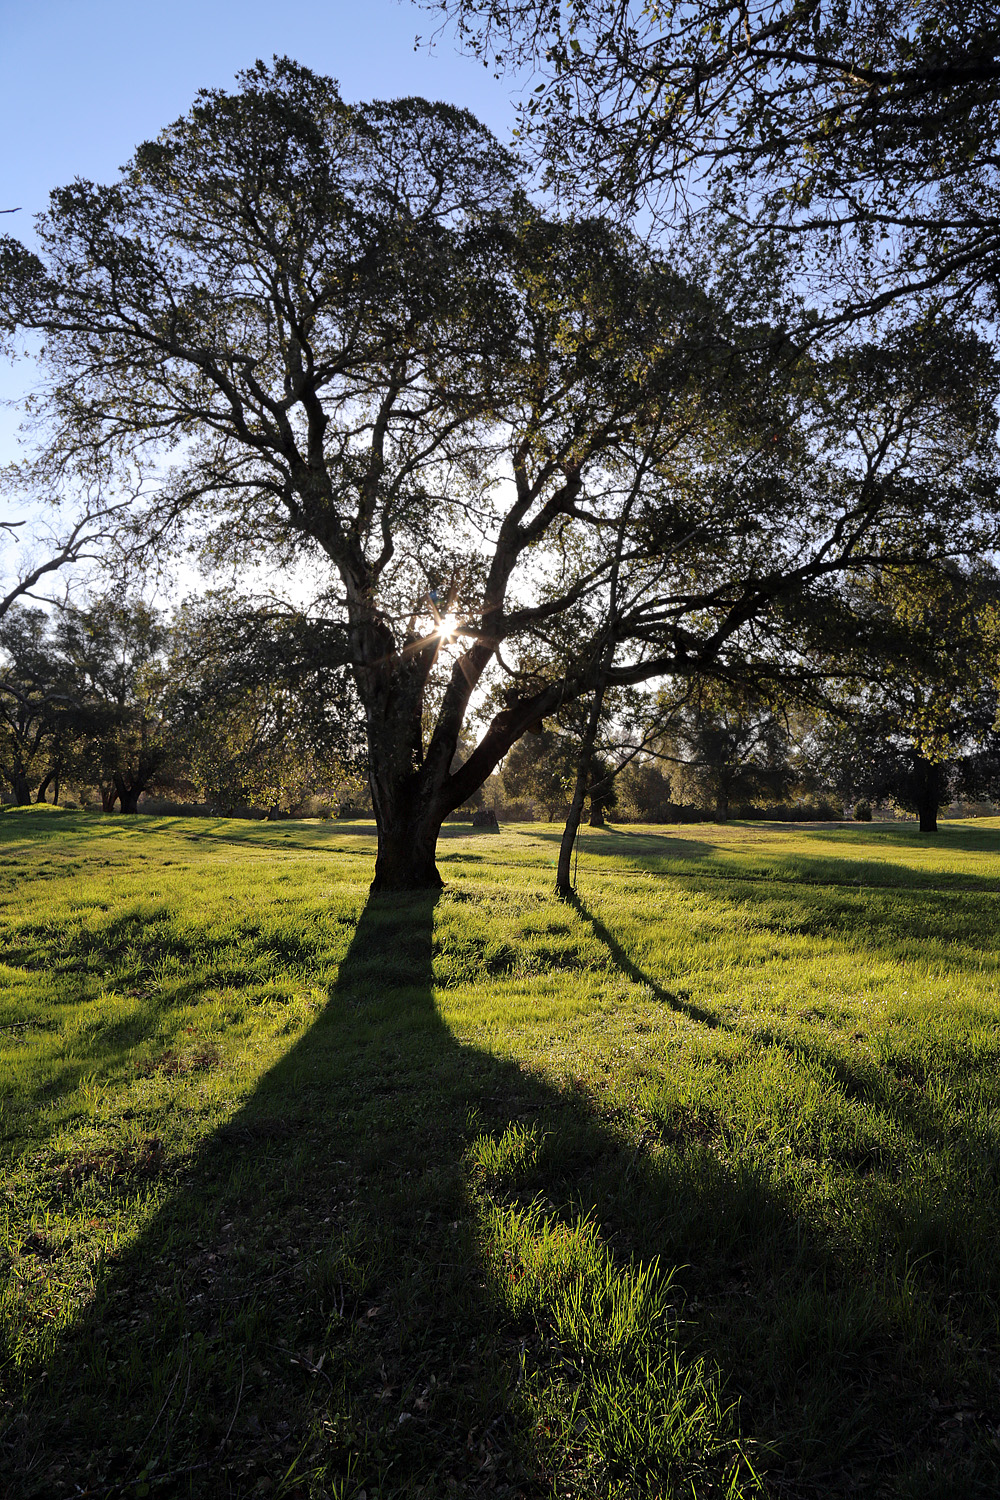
[4,808,1000,1498]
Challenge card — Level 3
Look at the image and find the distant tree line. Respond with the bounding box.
[0,594,365,817]
[490,564,1000,834]
[5,555,999,837]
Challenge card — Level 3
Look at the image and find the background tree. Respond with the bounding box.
[501,727,576,821]
[813,565,1000,830]
[617,759,675,822]
[0,606,75,804]
[53,596,173,813]
[657,680,794,822]
[169,597,364,815]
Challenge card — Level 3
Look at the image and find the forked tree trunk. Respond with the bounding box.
[367,744,447,893]
[353,594,569,892]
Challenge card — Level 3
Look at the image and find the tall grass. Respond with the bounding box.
[3,807,1000,1496]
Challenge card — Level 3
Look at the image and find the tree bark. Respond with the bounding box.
[11,770,32,806]
[913,755,942,833]
[589,799,606,828]
[100,784,118,813]
[113,771,146,814]
[370,805,445,892]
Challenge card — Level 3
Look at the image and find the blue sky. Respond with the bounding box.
[0,0,521,461]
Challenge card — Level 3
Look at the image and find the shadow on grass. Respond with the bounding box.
[801,821,1000,855]
[6,888,1000,1498]
[525,824,727,864]
[530,820,1000,899]
[565,892,721,1028]
[3,894,774,1498]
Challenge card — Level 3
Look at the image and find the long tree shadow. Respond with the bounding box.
[566,892,721,1028]
[7,888,1000,1498]
[5,892,775,1498]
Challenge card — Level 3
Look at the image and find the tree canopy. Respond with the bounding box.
[432,0,1000,324]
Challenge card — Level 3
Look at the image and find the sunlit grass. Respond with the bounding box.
[3,807,1000,1496]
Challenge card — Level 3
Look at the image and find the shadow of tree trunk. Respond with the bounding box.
[11,877,991,1498]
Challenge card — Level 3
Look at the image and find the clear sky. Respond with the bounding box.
[0,0,521,462]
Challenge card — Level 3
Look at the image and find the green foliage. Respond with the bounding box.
[437,0,1000,326]
[169,597,363,814]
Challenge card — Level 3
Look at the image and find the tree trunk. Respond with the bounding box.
[36,771,55,804]
[11,770,33,806]
[557,681,607,896]
[366,755,447,889]
[100,784,118,813]
[113,772,142,813]
[589,799,606,828]
[557,776,588,896]
[914,755,942,834]
[370,806,444,892]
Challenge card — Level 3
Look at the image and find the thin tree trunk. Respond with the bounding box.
[557,681,607,896]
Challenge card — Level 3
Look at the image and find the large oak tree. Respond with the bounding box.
[1,60,995,888]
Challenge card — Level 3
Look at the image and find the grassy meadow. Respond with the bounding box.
[3,808,1000,1497]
